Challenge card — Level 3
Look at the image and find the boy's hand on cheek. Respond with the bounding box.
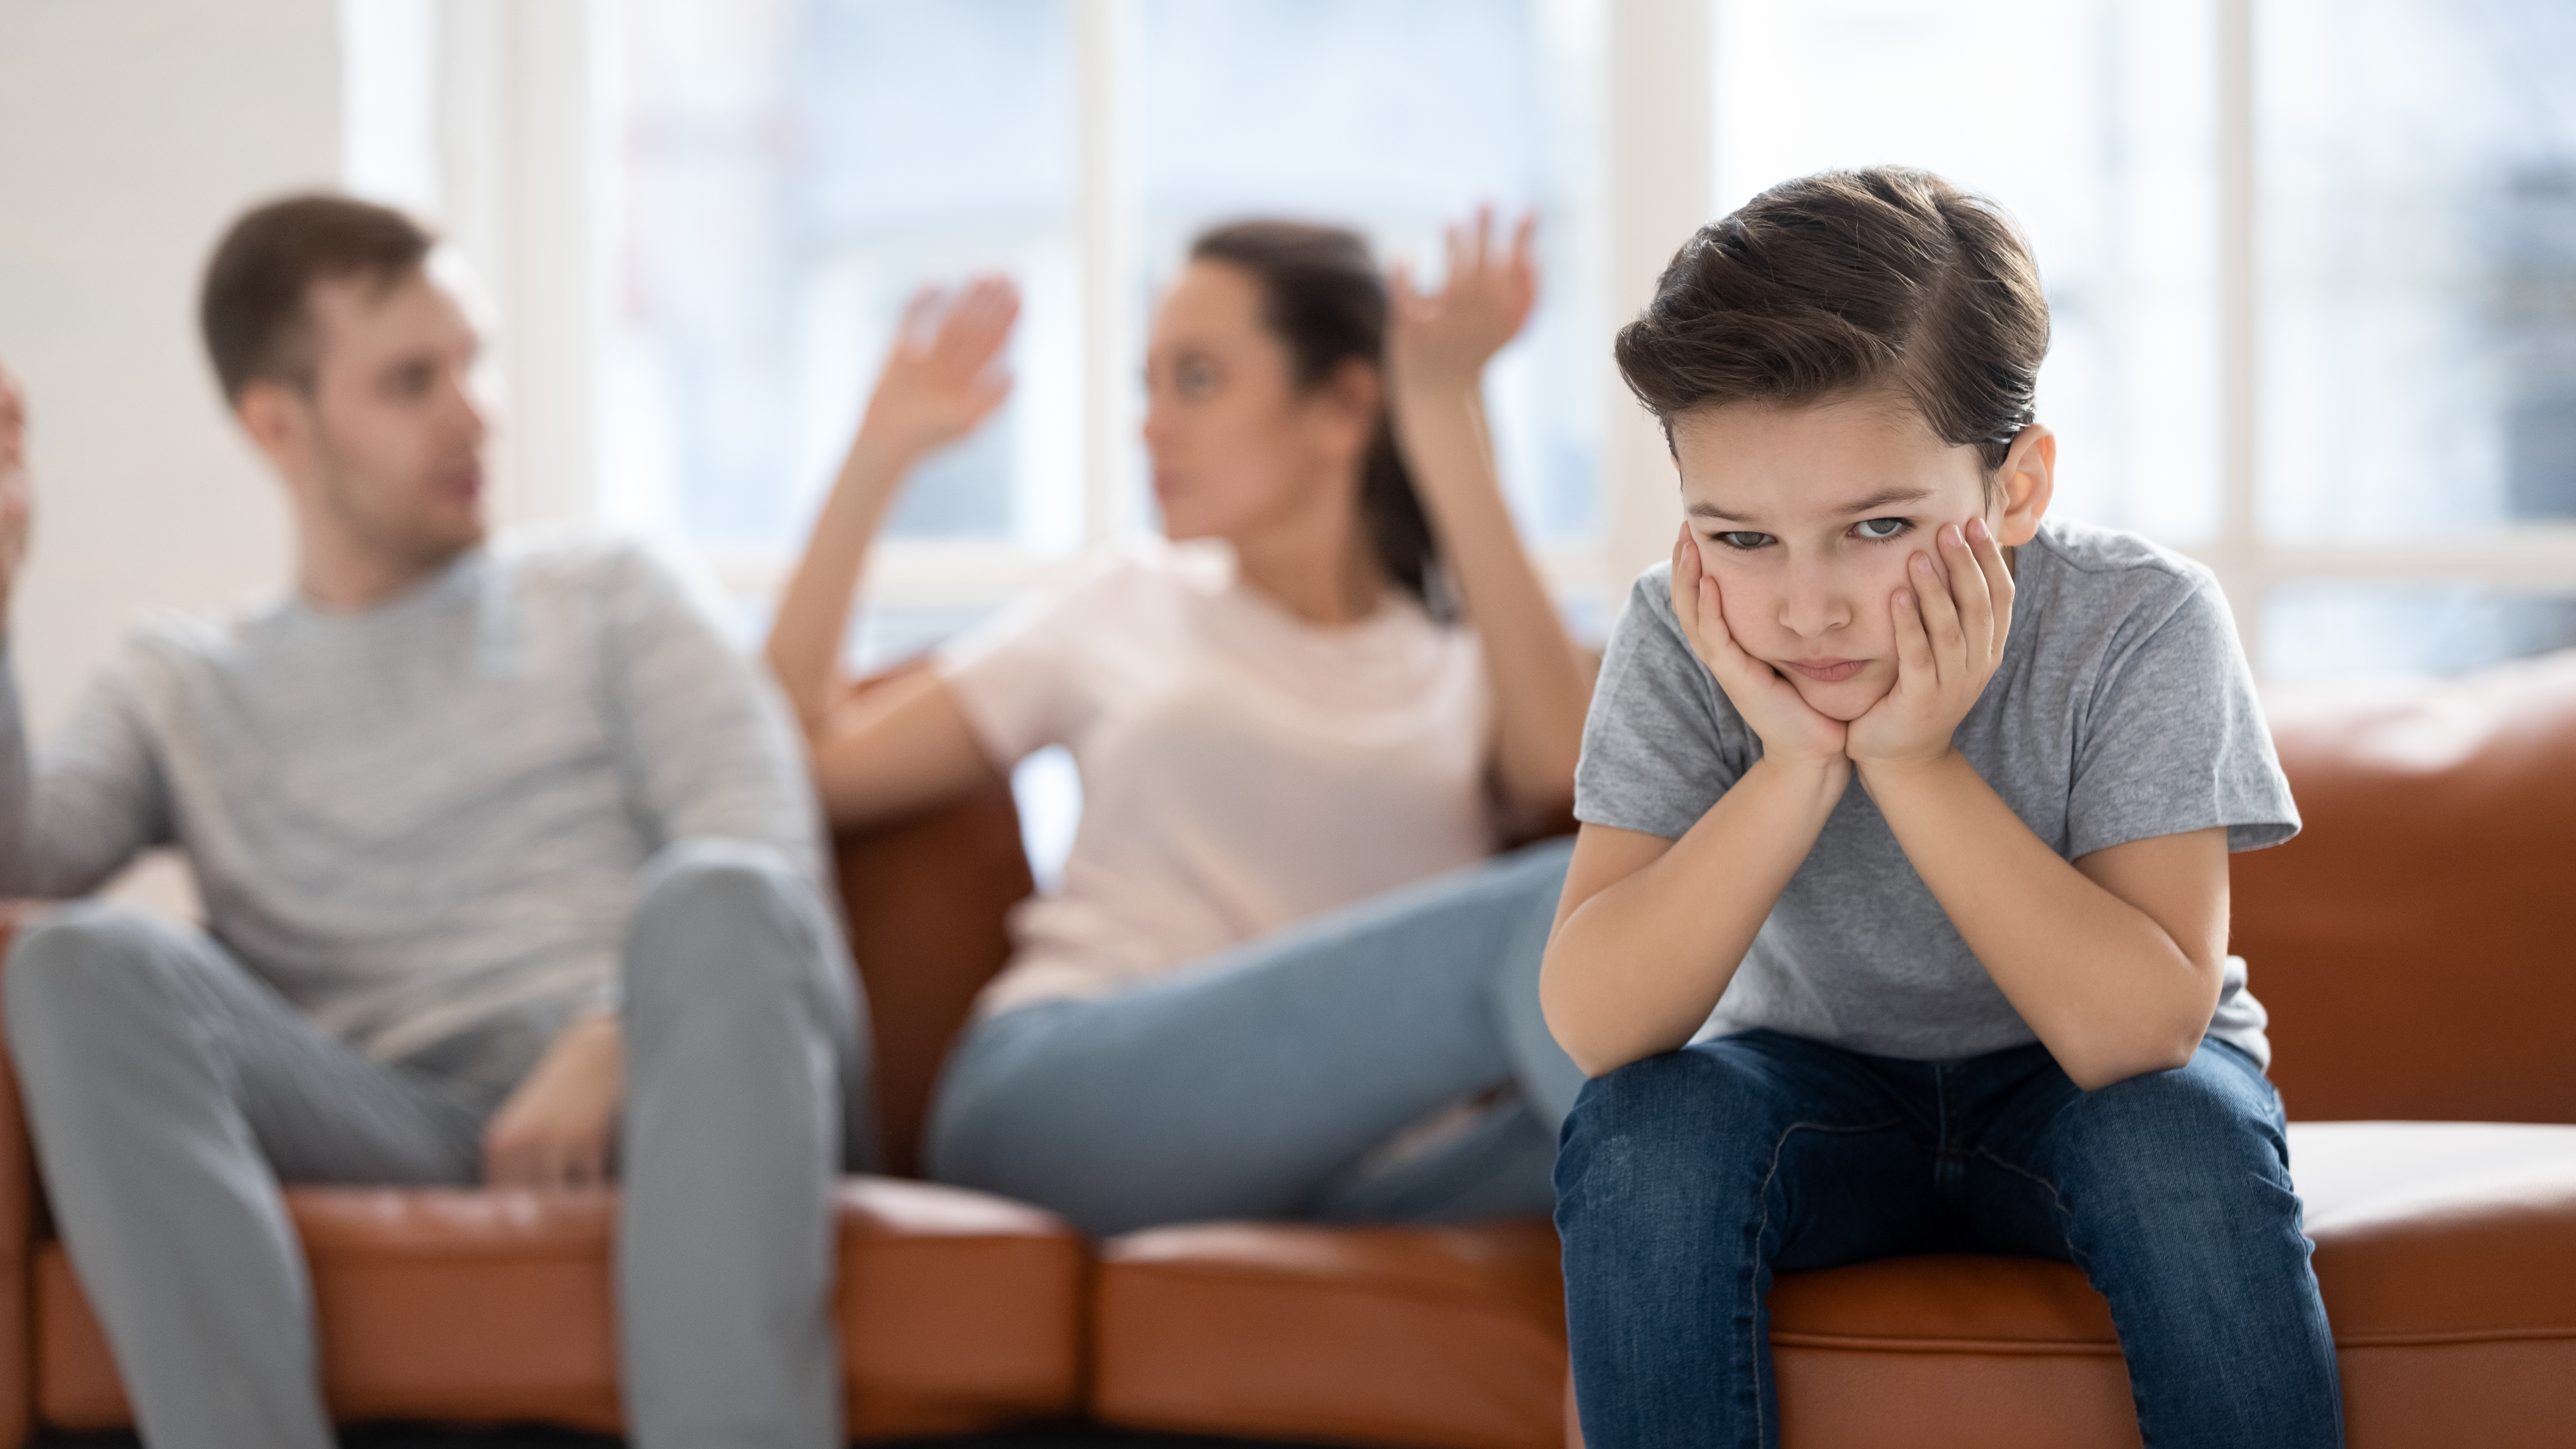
[1671,525,1848,771]
[1846,518,2014,775]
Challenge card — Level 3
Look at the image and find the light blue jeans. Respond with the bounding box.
[926,838,1580,1237]
[5,838,868,1449]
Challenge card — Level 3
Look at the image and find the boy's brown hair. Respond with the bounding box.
[199,193,436,404]
[1615,166,2049,470]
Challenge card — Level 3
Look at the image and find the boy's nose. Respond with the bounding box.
[1776,565,1850,639]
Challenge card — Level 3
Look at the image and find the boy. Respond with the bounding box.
[1541,167,2342,1448]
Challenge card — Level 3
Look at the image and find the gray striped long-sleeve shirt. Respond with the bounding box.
[0,536,825,1065]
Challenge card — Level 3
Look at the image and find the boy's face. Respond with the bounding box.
[1671,392,2049,722]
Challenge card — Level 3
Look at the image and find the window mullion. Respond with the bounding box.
[1075,0,1135,552]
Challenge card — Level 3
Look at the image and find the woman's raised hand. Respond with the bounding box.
[853,274,1020,465]
[1388,207,1538,392]
[1671,524,1849,770]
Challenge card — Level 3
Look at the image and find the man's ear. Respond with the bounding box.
[1990,423,2055,546]
[233,380,313,479]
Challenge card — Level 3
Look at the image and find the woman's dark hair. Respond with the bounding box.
[201,192,436,404]
[1189,220,1446,616]
[1615,166,2049,474]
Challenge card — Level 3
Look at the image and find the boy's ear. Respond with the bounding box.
[1990,424,2055,546]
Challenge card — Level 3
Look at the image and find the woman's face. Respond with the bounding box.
[1671,393,2048,722]
[1141,260,1372,544]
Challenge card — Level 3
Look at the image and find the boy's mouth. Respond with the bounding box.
[1780,657,1868,683]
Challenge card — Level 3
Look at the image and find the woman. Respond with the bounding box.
[767,212,1596,1236]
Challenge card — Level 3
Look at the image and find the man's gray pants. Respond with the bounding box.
[2,838,870,1449]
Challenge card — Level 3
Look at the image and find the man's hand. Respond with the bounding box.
[1846,517,2015,774]
[1672,523,1849,769]
[1388,207,1538,395]
[0,362,33,629]
[852,275,1019,467]
[483,1011,624,1189]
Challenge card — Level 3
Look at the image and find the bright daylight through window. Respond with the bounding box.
[347,0,2576,683]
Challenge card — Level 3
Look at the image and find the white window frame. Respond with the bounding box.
[364,0,2576,671]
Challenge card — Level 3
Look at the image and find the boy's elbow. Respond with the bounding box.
[2061,1026,2203,1093]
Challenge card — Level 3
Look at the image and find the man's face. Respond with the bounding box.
[1672,394,2018,723]
[272,266,490,571]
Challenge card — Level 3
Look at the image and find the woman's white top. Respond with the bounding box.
[936,537,1498,1017]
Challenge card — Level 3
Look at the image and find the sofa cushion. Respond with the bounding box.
[33,1176,1083,1441]
[1094,1123,2576,1449]
[1091,1218,1565,1449]
[1764,1120,2576,1449]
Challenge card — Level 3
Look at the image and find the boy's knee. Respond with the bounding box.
[1558,1047,1783,1205]
[2048,1048,2301,1244]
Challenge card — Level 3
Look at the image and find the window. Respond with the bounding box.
[354,0,2576,684]
[596,0,1611,665]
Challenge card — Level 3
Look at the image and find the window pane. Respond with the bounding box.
[2261,582,2576,682]
[1711,0,2221,547]
[1137,0,1609,543]
[600,0,1080,557]
[2259,0,2576,541]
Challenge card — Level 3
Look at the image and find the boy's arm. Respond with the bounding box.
[1850,521,2228,1090]
[1539,526,1850,1076]
[1542,760,1844,1076]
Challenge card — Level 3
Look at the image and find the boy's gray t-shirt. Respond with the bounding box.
[1574,517,2299,1065]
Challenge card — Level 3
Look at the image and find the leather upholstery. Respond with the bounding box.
[2232,651,2576,1123]
[1085,1121,2576,1449]
[32,1178,1085,1440]
[1093,1220,1565,1449]
[0,652,2570,1449]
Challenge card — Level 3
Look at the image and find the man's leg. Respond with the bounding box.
[1967,1040,2345,1449]
[616,838,868,1449]
[1554,1032,1941,1449]
[922,838,1577,1236]
[4,902,487,1449]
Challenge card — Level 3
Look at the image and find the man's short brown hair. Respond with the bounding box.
[199,193,436,404]
[1615,166,2050,471]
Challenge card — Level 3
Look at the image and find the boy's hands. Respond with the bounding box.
[852,275,1019,467]
[1846,517,2014,774]
[1672,524,1848,770]
[1388,207,1537,395]
[483,1011,623,1190]
[0,362,32,631]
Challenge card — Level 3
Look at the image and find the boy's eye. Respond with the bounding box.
[1712,531,1773,550]
[1853,516,1910,540]
[1175,357,1219,399]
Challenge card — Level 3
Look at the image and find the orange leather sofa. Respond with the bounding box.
[1,652,2573,1448]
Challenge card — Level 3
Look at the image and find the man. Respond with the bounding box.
[0,194,871,1449]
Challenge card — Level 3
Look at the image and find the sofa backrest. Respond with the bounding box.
[2233,649,2576,1124]
[831,649,2576,1175]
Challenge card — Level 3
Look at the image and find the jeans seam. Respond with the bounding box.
[1971,1145,2089,1273]
[1751,1115,1904,1444]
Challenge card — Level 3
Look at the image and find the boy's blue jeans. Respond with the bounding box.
[1555,1029,2344,1449]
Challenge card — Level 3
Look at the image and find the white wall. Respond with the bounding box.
[0,0,340,906]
